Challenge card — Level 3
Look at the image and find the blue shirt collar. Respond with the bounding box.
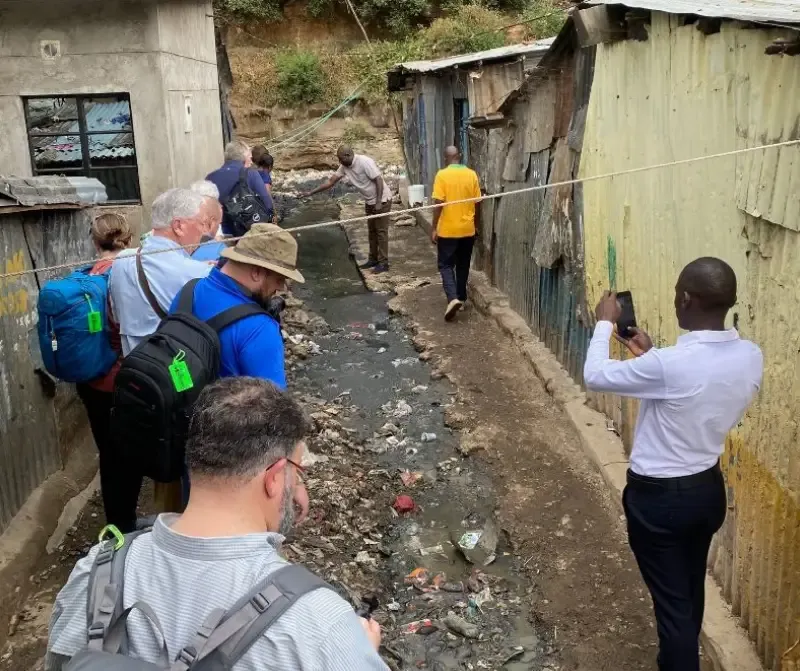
[144,234,190,257]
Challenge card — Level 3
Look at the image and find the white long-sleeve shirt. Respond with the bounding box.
[584,321,763,477]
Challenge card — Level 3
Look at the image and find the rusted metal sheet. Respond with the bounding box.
[734,56,800,231]
[586,0,800,24]
[581,12,800,669]
[533,137,574,268]
[0,207,94,533]
[468,61,525,118]
[521,75,557,154]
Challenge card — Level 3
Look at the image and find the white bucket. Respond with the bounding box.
[408,184,424,206]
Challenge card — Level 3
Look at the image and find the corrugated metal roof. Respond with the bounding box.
[585,0,800,25]
[391,38,556,75]
[34,101,135,165]
[0,176,80,208]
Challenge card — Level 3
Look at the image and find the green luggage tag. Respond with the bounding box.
[85,294,102,334]
[169,350,194,392]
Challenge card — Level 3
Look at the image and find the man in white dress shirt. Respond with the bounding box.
[584,257,763,671]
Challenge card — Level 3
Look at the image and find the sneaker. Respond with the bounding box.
[359,260,378,269]
[372,263,390,274]
[444,299,463,321]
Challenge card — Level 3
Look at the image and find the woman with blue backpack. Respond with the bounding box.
[79,214,134,529]
[39,212,132,530]
[77,214,132,528]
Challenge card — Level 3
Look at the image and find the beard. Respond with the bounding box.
[277,475,296,537]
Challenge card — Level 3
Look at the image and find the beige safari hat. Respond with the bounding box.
[220,223,305,284]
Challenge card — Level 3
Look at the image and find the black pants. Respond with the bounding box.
[437,236,475,302]
[623,464,726,671]
[76,384,142,533]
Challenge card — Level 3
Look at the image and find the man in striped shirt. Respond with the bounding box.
[46,377,387,670]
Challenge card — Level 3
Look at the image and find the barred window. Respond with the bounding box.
[24,94,141,203]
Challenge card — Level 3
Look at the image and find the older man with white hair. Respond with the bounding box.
[190,180,228,262]
[109,187,213,356]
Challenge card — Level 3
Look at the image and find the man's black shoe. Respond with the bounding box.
[372,263,390,274]
[359,260,379,269]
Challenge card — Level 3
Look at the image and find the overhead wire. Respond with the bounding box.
[3,138,799,281]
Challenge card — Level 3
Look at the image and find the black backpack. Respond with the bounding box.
[222,168,270,237]
[111,278,265,482]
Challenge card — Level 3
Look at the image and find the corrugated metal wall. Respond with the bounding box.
[467,60,525,118]
[580,13,800,669]
[469,33,595,383]
[0,207,95,532]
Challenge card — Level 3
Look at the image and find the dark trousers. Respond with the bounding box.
[365,202,391,264]
[77,384,142,533]
[437,236,475,302]
[623,464,726,671]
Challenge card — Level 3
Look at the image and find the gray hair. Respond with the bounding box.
[190,180,220,200]
[185,377,311,478]
[224,140,251,162]
[150,188,206,230]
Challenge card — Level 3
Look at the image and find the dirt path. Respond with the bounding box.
[1,198,659,671]
[343,213,658,670]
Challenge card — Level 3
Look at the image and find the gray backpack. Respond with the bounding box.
[65,528,331,670]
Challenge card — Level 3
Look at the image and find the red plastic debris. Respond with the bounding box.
[393,494,415,514]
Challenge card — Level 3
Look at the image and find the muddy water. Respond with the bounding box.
[284,200,552,669]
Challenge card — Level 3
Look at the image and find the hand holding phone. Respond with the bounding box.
[615,291,637,339]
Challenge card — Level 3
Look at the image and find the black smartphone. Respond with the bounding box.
[616,291,637,339]
[355,595,379,619]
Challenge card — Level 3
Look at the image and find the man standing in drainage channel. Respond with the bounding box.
[583,257,763,671]
[301,145,393,274]
[430,146,482,322]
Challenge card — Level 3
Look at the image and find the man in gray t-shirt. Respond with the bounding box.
[303,145,393,274]
[46,378,388,671]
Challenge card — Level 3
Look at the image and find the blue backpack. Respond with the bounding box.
[38,266,117,383]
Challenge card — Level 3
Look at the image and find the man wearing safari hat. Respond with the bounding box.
[169,223,304,388]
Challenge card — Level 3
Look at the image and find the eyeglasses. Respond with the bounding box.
[266,457,305,474]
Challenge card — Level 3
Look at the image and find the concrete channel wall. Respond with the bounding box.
[464,13,800,671]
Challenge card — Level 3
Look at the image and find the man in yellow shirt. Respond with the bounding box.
[431,146,482,321]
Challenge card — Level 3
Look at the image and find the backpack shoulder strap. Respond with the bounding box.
[206,303,266,334]
[85,528,152,653]
[176,278,202,314]
[136,248,167,320]
[170,564,331,671]
[238,167,249,187]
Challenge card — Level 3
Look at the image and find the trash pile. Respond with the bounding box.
[282,300,557,670]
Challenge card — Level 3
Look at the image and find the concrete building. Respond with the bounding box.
[0,0,224,234]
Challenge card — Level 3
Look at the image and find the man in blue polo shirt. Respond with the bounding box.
[206,140,274,235]
[170,223,302,387]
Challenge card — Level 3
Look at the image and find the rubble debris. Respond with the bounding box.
[400,470,422,487]
[420,432,437,443]
[393,495,416,514]
[451,515,499,566]
[391,356,418,368]
[401,619,435,635]
[443,612,480,639]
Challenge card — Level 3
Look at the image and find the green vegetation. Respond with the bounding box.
[276,51,325,105]
[215,0,283,22]
[225,0,569,109]
[216,0,565,36]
